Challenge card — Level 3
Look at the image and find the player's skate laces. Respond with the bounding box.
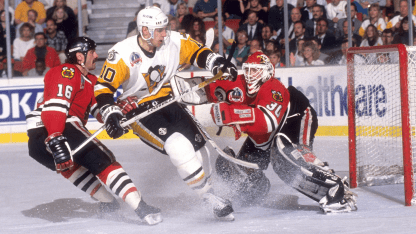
[319,177,358,214]
[135,200,163,225]
[203,192,235,221]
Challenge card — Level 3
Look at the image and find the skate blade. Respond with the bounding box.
[143,213,163,225]
[320,205,357,214]
[215,213,235,221]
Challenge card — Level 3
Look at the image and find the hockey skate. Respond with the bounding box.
[203,192,235,221]
[319,177,358,214]
[135,200,163,225]
[98,198,121,213]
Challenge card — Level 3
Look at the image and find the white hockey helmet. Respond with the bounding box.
[137,6,170,40]
[242,51,275,95]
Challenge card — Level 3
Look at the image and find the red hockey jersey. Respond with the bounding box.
[208,75,290,149]
[26,64,101,136]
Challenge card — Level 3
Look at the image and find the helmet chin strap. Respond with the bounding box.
[140,31,154,47]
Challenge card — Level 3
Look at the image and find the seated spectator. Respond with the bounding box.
[315,18,337,54]
[145,0,181,17]
[354,0,386,18]
[301,0,327,23]
[45,19,67,63]
[326,0,346,24]
[13,23,35,61]
[27,58,50,76]
[309,37,329,63]
[242,38,261,61]
[192,0,217,21]
[177,2,194,33]
[325,37,358,65]
[269,0,294,38]
[0,58,23,77]
[0,10,15,60]
[289,21,306,54]
[298,40,324,66]
[238,10,263,43]
[46,0,76,21]
[305,4,334,38]
[386,0,416,32]
[241,0,268,25]
[66,0,88,35]
[52,6,77,40]
[169,15,180,32]
[338,20,362,46]
[381,28,394,45]
[360,24,383,47]
[260,25,276,50]
[289,38,305,66]
[22,32,60,75]
[16,9,43,39]
[0,0,15,21]
[336,3,362,39]
[392,16,415,45]
[188,17,206,43]
[264,40,278,53]
[223,0,245,19]
[15,0,46,25]
[228,29,250,66]
[358,3,386,37]
[277,7,302,47]
[266,49,284,68]
[206,15,234,48]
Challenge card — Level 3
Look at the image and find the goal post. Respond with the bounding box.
[347,44,416,206]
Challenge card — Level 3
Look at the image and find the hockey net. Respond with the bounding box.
[347,44,416,206]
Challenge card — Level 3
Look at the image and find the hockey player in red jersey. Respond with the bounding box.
[207,51,358,213]
[26,37,162,225]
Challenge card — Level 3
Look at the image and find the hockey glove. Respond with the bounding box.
[100,104,128,139]
[45,132,73,173]
[208,54,238,82]
[210,102,255,126]
[117,96,139,115]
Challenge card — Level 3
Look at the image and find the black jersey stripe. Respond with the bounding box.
[258,106,276,131]
[96,81,118,93]
[114,179,133,196]
[73,171,92,187]
[109,172,128,190]
[43,102,69,110]
[81,177,98,192]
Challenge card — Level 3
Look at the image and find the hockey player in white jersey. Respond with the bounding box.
[94,6,238,221]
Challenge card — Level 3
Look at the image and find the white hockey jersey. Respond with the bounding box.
[95,31,213,105]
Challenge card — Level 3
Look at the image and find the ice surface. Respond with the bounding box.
[1,136,416,234]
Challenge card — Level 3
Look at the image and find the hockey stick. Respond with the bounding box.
[72,42,237,156]
[182,106,260,169]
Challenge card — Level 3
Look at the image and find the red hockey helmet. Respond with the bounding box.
[242,51,275,95]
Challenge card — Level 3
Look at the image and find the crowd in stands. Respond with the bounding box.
[131,0,416,68]
[0,0,84,77]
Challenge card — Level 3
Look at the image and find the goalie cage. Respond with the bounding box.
[347,44,416,206]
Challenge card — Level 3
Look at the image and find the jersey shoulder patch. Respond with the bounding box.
[61,66,76,79]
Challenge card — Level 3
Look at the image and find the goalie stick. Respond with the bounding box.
[72,43,239,154]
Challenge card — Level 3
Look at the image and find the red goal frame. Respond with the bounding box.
[346,44,414,206]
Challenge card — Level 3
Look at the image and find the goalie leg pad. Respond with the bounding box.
[165,132,211,196]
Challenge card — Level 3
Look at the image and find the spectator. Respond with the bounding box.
[228,29,250,66]
[305,4,334,38]
[145,0,181,17]
[126,6,145,37]
[0,58,23,77]
[381,28,394,45]
[22,32,60,75]
[242,37,261,61]
[27,58,50,76]
[310,37,329,63]
[260,25,275,49]
[360,24,383,47]
[301,0,320,22]
[264,40,278,52]
[336,3,362,40]
[192,0,217,21]
[223,0,245,19]
[299,40,325,66]
[326,37,358,65]
[289,21,306,54]
[45,19,67,63]
[339,20,362,46]
[386,0,416,32]
[15,0,46,25]
[188,17,206,43]
[205,14,234,48]
[354,0,386,18]
[358,3,386,37]
[46,0,76,22]
[290,38,305,66]
[0,10,15,60]
[326,0,347,23]
[392,16,415,45]
[269,0,294,38]
[238,10,263,42]
[16,9,43,39]
[169,15,180,32]
[52,6,77,40]
[177,2,194,33]
[241,0,268,25]
[13,22,35,61]
[0,0,15,21]
[66,0,88,36]
[278,7,302,47]
[315,18,337,54]
[266,49,284,67]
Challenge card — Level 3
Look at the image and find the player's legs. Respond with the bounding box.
[215,138,271,205]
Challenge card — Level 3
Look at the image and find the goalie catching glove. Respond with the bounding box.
[45,132,73,173]
[206,53,238,82]
[100,104,128,139]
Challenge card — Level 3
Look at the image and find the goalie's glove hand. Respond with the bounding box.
[100,105,128,139]
[45,133,73,173]
[211,56,238,82]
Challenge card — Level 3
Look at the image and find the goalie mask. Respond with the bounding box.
[242,51,275,95]
[137,6,170,46]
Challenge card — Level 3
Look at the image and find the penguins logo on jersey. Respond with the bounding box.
[107,50,117,61]
[272,90,283,102]
[142,65,166,92]
[130,52,142,67]
[62,67,75,79]
[228,87,244,102]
